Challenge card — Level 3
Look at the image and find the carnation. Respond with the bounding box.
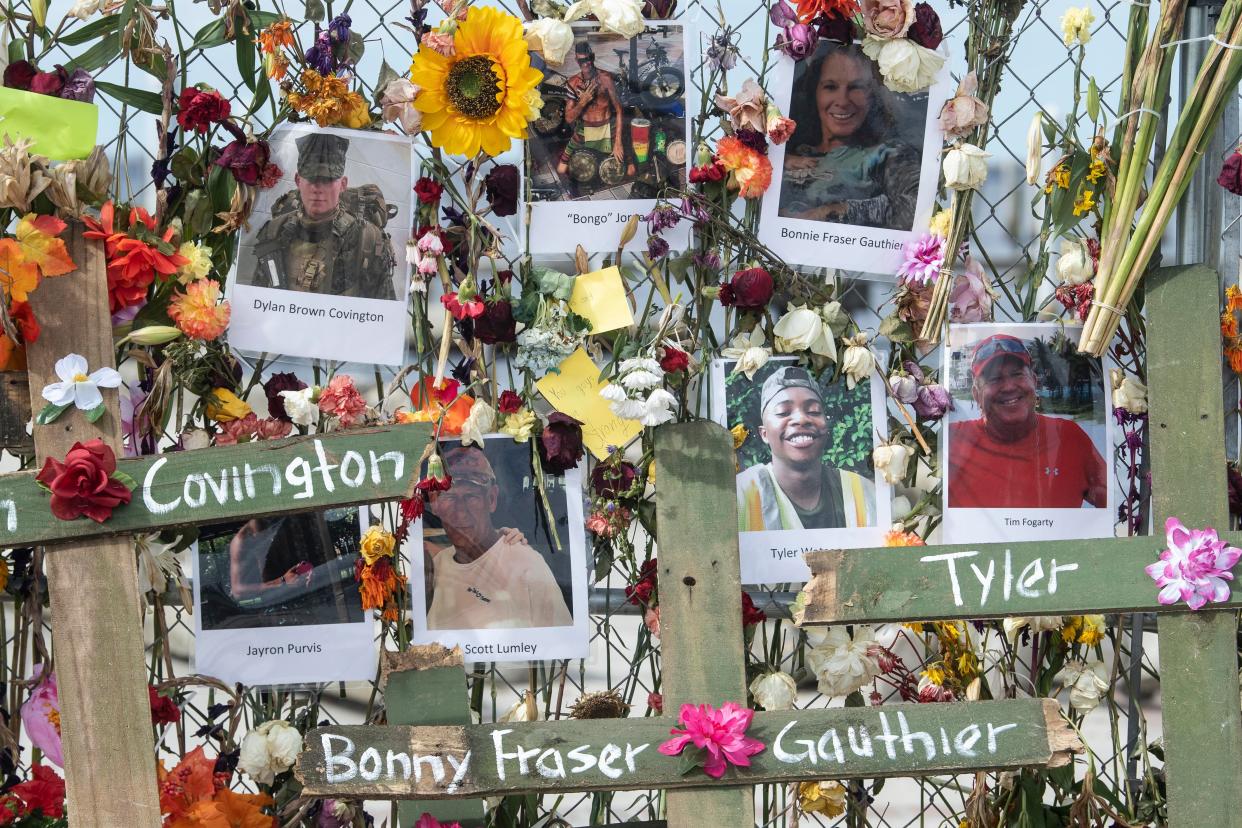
[168,279,230,341]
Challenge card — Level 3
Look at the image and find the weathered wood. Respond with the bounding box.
[654,422,755,826]
[1147,263,1242,827]
[0,422,431,548]
[796,533,1242,625]
[24,224,161,825]
[295,699,1080,798]
[0,371,33,452]
[384,647,485,827]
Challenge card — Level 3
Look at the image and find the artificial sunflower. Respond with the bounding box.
[410,6,543,157]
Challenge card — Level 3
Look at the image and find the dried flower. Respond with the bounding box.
[776,23,819,60]
[860,36,944,94]
[483,164,519,217]
[1110,368,1147,415]
[939,72,988,139]
[721,329,771,380]
[840,332,874,389]
[906,1,942,48]
[872,440,913,484]
[950,256,991,323]
[1055,238,1094,285]
[942,143,990,191]
[539,412,585,473]
[1026,112,1044,185]
[524,18,576,65]
[1055,659,1109,713]
[749,671,797,711]
[719,266,774,311]
[379,78,423,132]
[805,626,881,696]
[861,0,914,39]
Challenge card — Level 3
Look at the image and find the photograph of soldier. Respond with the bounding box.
[197,508,365,631]
[239,133,396,299]
[528,24,688,201]
[418,439,577,631]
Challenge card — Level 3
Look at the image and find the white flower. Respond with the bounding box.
[773,305,836,360]
[1061,5,1095,47]
[565,0,644,38]
[872,442,913,485]
[619,356,661,375]
[639,388,677,427]
[525,18,576,65]
[1110,369,1148,415]
[1025,112,1044,186]
[1055,238,1094,285]
[175,241,213,284]
[805,626,881,697]
[459,401,496,448]
[608,396,648,421]
[280,387,318,427]
[499,693,541,723]
[41,353,122,412]
[840,333,875,390]
[860,37,944,94]
[621,368,663,391]
[1055,659,1109,713]
[238,719,303,785]
[380,78,423,133]
[943,144,990,191]
[66,0,103,20]
[1003,615,1063,641]
[749,671,798,711]
[599,383,629,403]
[722,329,772,380]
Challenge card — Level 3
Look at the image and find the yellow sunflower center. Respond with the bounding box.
[446,55,501,120]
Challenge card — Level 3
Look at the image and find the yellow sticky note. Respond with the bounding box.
[0,87,98,160]
[569,266,633,334]
[536,348,643,460]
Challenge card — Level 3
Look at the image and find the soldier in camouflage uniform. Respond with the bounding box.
[247,134,396,300]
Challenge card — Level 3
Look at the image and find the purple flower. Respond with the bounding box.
[328,13,352,44]
[678,196,710,226]
[913,384,952,420]
[896,233,945,286]
[901,360,926,384]
[769,0,798,27]
[59,68,95,102]
[693,250,721,270]
[1145,517,1242,610]
[647,235,670,260]
[949,255,991,323]
[646,203,680,234]
[706,34,738,71]
[775,23,818,60]
[305,32,334,75]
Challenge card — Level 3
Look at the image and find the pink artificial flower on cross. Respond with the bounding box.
[20,664,62,767]
[1145,517,1242,610]
[657,701,765,778]
[414,814,461,828]
[896,233,945,287]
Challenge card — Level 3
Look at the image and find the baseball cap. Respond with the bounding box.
[296,133,349,180]
[442,446,497,486]
[970,334,1031,378]
[760,366,824,413]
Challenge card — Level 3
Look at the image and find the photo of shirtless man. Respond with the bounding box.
[557,41,627,176]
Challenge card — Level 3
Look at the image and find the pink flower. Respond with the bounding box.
[420,31,455,56]
[1145,517,1242,610]
[255,417,293,440]
[21,665,62,767]
[949,256,991,323]
[896,233,944,287]
[414,815,462,828]
[318,375,367,427]
[644,606,661,638]
[657,702,765,779]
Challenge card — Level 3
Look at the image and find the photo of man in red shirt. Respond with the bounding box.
[948,333,1108,509]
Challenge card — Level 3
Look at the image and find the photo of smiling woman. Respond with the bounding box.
[716,358,889,583]
[777,40,926,231]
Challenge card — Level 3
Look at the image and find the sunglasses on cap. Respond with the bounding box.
[971,337,1029,374]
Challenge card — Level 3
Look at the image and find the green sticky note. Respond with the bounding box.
[0,87,98,160]
[569,266,634,333]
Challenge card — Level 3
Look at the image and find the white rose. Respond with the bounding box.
[872,442,913,485]
[238,720,302,785]
[749,671,798,711]
[524,18,575,65]
[565,0,644,38]
[805,626,881,697]
[1055,659,1109,713]
[1110,368,1148,415]
[840,333,875,390]
[280,387,318,427]
[773,305,836,359]
[67,0,103,20]
[943,144,990,191]
[1055,238,1094,285]
[860,36,944,94]
[459,400,496,448]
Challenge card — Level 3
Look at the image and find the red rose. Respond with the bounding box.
[591,461,637,500]
[498,390,524,414]
[35,438,132,522]
[214,138,272,186]
[10,765,65,818]
[149,686,181,725]
[720,267,774,311]
[907,2,943,49]
[414,177,445,204]
[1218,150,1242,196]
[473,299,517,344]
[659,347,690,374]
[3,60,35,91]
[538,412,585,474]
[176,87,231,133]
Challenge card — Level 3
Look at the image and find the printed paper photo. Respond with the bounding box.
[941,323,1115,545]
[192,508,377,685]
[713,357,890,584]
[409,436,589,661]
[527,23,690,253]
[229,123,412,364]
[758,41,950,276]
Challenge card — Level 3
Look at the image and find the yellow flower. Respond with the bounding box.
[1044,162,1070,193]
[523,87,544,122]
[287,70,368,128]
[341,92,372,129]
[1060,616,1082,643]
[206,388,252,422]
[1078,614,1106,645]
[798,780,846,816]
[922,663,946,686]
[1072,188,1096,216]
[175,241,212,283]
[903,621,925,633]
[499,407,537,442]
[730,423,748,449]
[1061,5,1095,46]
[411,6,544,157]
[1086,158,1107,184]
[360,525,396,565]
[928,208,952,239]
[956,651,977,679]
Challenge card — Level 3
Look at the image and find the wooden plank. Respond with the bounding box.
[383,647,485,827]
[294,699,1080,798]
[24,224,161,826]
[654,422,754,826]
[0,371,33,452]
[796,533,1242,625]
[0,422,431,547]
[1147,263,1242,827]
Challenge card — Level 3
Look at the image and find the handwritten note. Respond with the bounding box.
[0,88,97,160]
[568,267,633,334]
[536,349,642,460]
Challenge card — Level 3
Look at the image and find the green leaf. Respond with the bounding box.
[1086,76,1100,123]
[236,28,256,91]
[877,313,914,344]
[304,0,326,22]
[35,402,70,426]
[95,81,163,115]
[247,69,272,117]
[111,470,138,492]
[84,403,107,424]
[677,747,707,776]
[189,17,229,51]
[374,60,398,102]
[64,30,121,72]
[7,41,24,65]
[248,9,283,28]
[59,13,120,45]
[347,30,365,64]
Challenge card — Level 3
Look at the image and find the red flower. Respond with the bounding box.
[176,87,231,133]
[648,692,663,714]
[9,300,38,344]
[498,389,524,414]
[215,138,277,186]
[428,377,460,406]
[741,590,767,626]
[538,412,585,474]
[592,461,637,500]
[29,69,64,97]
[414,177,445,204]
[719,267,774,312]
[625,558,658,605]
[907,2,943,49]
[474,299,517,344]
[689,162,726,183]
[2,61,35,90]
[394,495,425,545]
[35,438,131,523]
[1219,149,1242,196]
[659,347,690,374]
[82,202,189,314]
[11,765,65,818]
[442,292,485,320]
[149,686,181,725]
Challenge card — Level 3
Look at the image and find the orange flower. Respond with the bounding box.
[257,19,293,54]
[265,52,289,81]
[398,377,475,436]
[794,0,859,23]
[169,279,231,341]
[358,557,407,622]
[1228,284,1242,313]
[1223,311,1238,340]
[715,135,773,199]
[15,214,74,277]
[884,528,926,547]
[158,746,219,822]
[1228,344,1242,375]
[287,70,364,128]
[177,789,276,828]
